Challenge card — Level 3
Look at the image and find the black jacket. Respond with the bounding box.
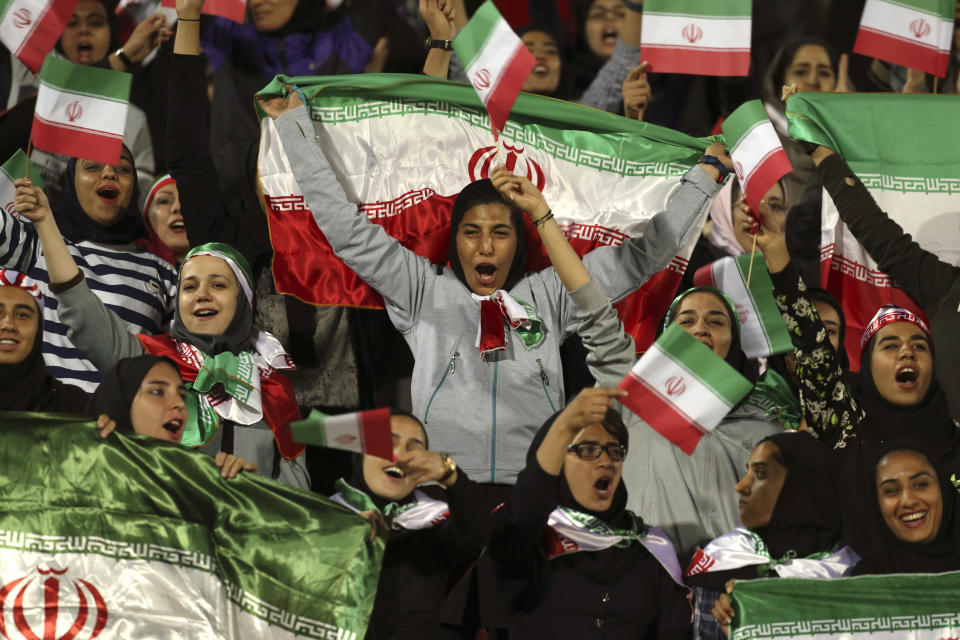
[490,464,691,639]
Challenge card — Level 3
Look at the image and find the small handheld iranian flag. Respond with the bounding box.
[291,408,395,461]
[853,0,954,78]
[160,0,245,23]
[693,254,793,359]
[453,1,536,134]
[722,100,792,210]
[31,54,130,165]
[0,150,43,222]
[0,0,78,73]
[640,0,751,76]
[618,323,753,455]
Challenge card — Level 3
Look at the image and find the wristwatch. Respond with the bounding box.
[113,47,134,69]
[437,453,457,489]
[699,154,730,181]
[425,37,453,51]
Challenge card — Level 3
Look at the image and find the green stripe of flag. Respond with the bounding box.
[451,1,502,66]
[657,324,755,405]
[880,0,954,19]
[0,0,13,21]
[0,149,44,188]
[721,99,768,151]
[39,54,132,102]
[733,253,792,353]
[644,0,751,18]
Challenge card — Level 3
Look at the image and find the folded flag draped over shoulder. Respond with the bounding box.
[730,571,960,639]
[640,0,751,76]
[722,100,792,210]
[291,407,395,461]
[160,0,245,23]
[257,73,712,351]
[786,92,960,366]
[693,253,793,359]
[0,150,43,222]
[853,0,954,78]
[32,54,131,165]
[0,412,382,639]
[0,0,77,73]
[453,1,535,134]
[617,323,753,455]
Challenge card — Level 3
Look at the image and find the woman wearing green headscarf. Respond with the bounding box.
[11,179,308,487]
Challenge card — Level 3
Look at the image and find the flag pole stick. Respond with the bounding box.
[24,140,32,179]
[746,231,758,288]
[933,76,939,94]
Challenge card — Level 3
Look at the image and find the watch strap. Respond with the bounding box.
[700,154,730,180]
[425,37,453,51]
[115,48,134,68]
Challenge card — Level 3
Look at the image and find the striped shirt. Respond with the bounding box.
[0,211,177,391]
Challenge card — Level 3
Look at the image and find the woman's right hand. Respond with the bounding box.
[739,193,789,273]
[712,579,737,638]
[554,387,627,437]
[122,12,172,63]
[13,179,52,225]
[176,0,204,20]
[419,0,457,40]
[256,87,305,120]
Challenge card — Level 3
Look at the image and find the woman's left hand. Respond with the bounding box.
[256,86,305,120]
[490,166,550,221]
[712,579,737,638]
[215,452,258,478]
[834,54,854,93]
[123,12,172,63]
[403,449,456,486]
[97,414,117,439]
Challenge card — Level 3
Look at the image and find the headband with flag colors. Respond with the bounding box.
[31,54,131,165]
[143,173,175,218]
[693,254,793,359]
[290,408,395,461]
[181,242,254,305]
[453,1,536,135]
[722,100,792,211]
[160,0,245,23]
[853,0,954,78]
[0,0,78,73]
[640,0,752,76]
[0,269,42,302]
[860,304,931,349]
[0,149,44,220]
[617,323,754,455]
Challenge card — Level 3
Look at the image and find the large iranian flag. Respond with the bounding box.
[640,0,751,76]
[31,54,130,165]
[722,100,792,210]
[617,323,753,454]
[0,149,43,222]
[731,572,960,639]
[786,92,960,367]
[453,1,535,134]
[0,412,382,639]
[256,74,712,351]
[853,0,954,78]
[0,0,77,73]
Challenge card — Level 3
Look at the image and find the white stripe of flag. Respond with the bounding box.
[722,100,792,211]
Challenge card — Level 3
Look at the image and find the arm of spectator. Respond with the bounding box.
[420,0,457,78]
[572,280,636,387]
[109,12,172,72]
[437,469,493,566]
[811,147,959,313]
[583,142,728,305]
[622,62,651,121]
[577,3,642,112]
[261,95,432,333]
[752,198,864,448]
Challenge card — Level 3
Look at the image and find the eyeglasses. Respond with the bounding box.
[567,442,627,462]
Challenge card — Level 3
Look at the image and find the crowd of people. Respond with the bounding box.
[1,0,959,637]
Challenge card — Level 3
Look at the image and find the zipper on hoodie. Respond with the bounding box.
[537,359,556,413]
[490,359,498,483]
[424,351,459,424]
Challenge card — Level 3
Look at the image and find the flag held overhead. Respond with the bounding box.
[618,323,753,455]
[453,1,536,134]
[722,100,792,211]
[0,0,79,73]
[292,408,395,461]
[853,0,954,78]
[160,0,246,24]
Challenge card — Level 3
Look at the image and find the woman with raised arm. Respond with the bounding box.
[12,179,310,489]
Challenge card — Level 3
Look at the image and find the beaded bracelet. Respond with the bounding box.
[534,210,555,227]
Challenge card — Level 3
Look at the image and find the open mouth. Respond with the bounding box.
[169,219,186,232]
[162,419,184,440]
[383,465,405,480]
[0,337,20,351]
[895,366,918,389]
[475,263,497,286]
[532,64,548,76]
[602,29,618,45]
[96,185,119,201]
[193,308,218,318]
[899,510,927,528]
[77,42,94,58]
[594,476,613,498]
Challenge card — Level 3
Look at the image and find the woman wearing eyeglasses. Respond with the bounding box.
[489,387,692,638]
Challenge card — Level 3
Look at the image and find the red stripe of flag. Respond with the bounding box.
[30,115,123,165]
[359,407,394,461]
[692,262,719,289]
[641,46,750,77]
[853,27,949,77]
[618,373,707,455]
[741,148,792,212]
[161,0,246,24]
[485,46,536,133]
[16,0,79,73]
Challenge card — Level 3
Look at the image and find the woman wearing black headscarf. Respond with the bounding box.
[0,270,89,414]
[687,432,858,639]
[327,411,490,639]
[852,443,960,576]
[9,151,177,392]
[619,286,783,559]
[490,389,691,638]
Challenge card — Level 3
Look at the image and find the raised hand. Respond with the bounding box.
[698,142,734,182]
[489,165,550,220]
[176,0,204,20]
[834,53,854,93]
[123,12,172,64]
[419,0,457,40]
[215,452,258,478]
[902,67,926,93]
[402,449,457,486]
[555,387,628,437]
[256,86,306,120]
[364,36,391,74]
[13,179,52,225]
[622,62,651,121]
